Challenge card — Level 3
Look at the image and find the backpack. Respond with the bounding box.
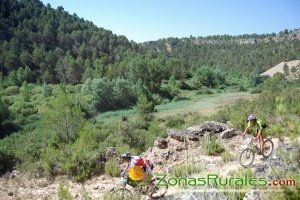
[262,123,268,128]
[258,119,268,129]
[132,156,145,166]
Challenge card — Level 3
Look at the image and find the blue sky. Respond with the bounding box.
[41,0,300,43]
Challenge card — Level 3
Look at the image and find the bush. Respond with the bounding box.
[39,122,106,182]
[40,142,105,182]
[3,86,19,96]
[172,164,203,179]
[148,120,167,139]
[136,94,155,115]
[159,80,180,100]
[179,80,193,90]
[221,151,234,163]
[184,112,206,128]
[0,151,18,175]
[105,158,120,177]
[2,95,16,105]
[58,182,74,200]
[238,84,247,91]
[165,115,185,128]
[40,145,66,178]
[250,88,262,94]
[62,148,103,182]
[81,78,139,112]
[202,134,225,155]
[193,66,226,88]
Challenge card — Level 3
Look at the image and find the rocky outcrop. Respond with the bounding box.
[144,121,238,172]
[168,121,229,141]
[2,119,295,200]
[220,128,237,139]
[154,137,168,149]
[253,142,298,179]
[244,139,299,200]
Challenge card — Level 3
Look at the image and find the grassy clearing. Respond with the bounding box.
[96,91,257,122]
[96,108,137,122]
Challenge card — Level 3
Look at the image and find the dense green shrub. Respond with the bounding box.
[58,182,74,200]
[41,92,85,143]
[0,96,20,138]
[249,72,263,87]
[202,134,225,155]
[104,158,120,177]
[193,66,226,88]
[3,86,19,96]
[148,120,167,139]
[81,78,139,113]
[62,147,103,182]
[38,122,107,181]
[0,151,18,175]
[221,151,234,163]
[165,115,185,128]
[250,87,262,94]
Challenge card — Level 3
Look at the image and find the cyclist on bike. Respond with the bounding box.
[120,153,154,186]
[242,114,266,154]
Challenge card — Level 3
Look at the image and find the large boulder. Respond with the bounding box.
[220,128,237,139]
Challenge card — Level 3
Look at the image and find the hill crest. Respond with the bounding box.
[260,60,300,79]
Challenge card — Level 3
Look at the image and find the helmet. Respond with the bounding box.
[121,153,131,160]
[247,114,257,121]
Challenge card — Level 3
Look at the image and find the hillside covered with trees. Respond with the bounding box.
[1,0,300,86]
[143,30,300,75]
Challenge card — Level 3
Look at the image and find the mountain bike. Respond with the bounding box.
[111,175,168,199]
[239,137,274,167]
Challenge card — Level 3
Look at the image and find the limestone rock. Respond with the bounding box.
[154,137,168,149]
[220,128,237,139]
[168,121,229,141]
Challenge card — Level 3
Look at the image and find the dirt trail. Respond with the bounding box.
[0,175,120,200]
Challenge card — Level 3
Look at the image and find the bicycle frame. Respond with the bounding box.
[247,138,260,153]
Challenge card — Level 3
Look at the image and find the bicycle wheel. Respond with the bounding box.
[149,177,168,199]
[239,148,255,167]
[135,183,149,200]
[262,139,274,158]
[111,188,133,199]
